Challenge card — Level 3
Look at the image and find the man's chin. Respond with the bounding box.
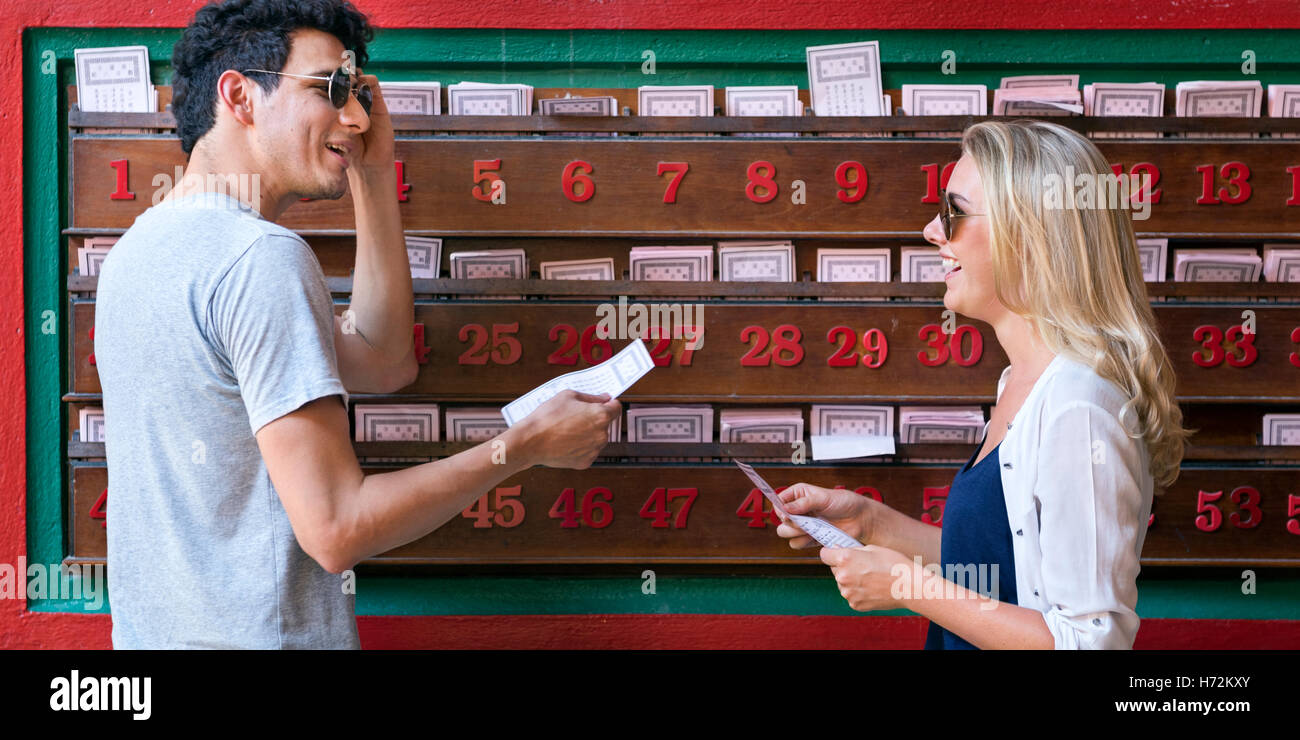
[302,182,348,201]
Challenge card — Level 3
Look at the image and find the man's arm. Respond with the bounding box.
[333,74,418,394]
[255,389,620,573]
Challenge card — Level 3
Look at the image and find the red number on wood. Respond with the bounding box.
[1289,327,1300,368]
[1195,489,1224,532]
[89,488,107,528]
[737,488,782,528]
[550,487,613,528]
[472,159,502,202]
[580,325,612,365]
[458,323,520,365]
[827,326,859,367]
[745,161,778,203]
[412,323,431,364]
[1229,486,1263,529]
[1196,162,1252,204]
[461,486,523,528]
[917,324,948,366]
[921,486,948,527]
[740,326,771,366]
[827,327,888,368]
[490,323,522,365]
[920,162,956,204]
[1288,165,1300,206]
[394,160,411,202]
[457,324,489,365]
[548,324,580,365]
[918,324,981,366]
[549,487,581,528]
[1109,162,1163,205]
[658,162,689,203]
[1193,325,1255,367]
[109,159,134,200]
[862,328,888,368]
[835,161,867,203]
[1287,494,1300,535]
[640,487,698,528]
[771,325,804,366]
[562,160,595,202]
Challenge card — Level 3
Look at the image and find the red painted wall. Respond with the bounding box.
[4,0,1298,649]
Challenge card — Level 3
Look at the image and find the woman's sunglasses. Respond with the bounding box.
[938,189,985,241]
[242,66,373,116]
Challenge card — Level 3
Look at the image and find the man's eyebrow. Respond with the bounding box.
[301,69,334,79]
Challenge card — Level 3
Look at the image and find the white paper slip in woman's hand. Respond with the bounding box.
[733,460,863,549]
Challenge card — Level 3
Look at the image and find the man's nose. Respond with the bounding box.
[340,94,370,132]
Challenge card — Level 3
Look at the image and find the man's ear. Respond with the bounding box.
[216,69,258,128]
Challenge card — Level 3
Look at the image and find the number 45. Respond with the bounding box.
[462,486,525,528]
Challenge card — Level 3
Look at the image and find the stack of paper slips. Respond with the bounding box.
[805,41,884,117]
[79,407,106,443]
[444,407,508,443]
[720,408,804,462]
[627,404,714,461]
[993,75,1081,116]
[1176,80,1262,139]
[448,82,533,115]
[74,45,158,133]
[1267,84,1300,139]
[78,236,118,277]
[725,86,801,138]
[405,236,442,280]
[1262,414,1300,445]
[638,85,713,137]
[718,240,794,299]
[816,247,890,301]
[1173,248,1262,282]
[899,406,985,451]
[1137,238,1169,283]
[379,82,441,115]
[900,246,945,284]
[899,84,987,138]
[810,405,895,461]
[354,403,439,463]
[1262,245,1300,282]
[449,249,528,299]
[1084,82,1165,139]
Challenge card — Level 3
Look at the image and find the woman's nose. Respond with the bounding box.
[922,214,945,246]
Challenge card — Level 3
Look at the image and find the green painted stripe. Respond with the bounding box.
[24,27,1300,619]
[28,572,1300,620]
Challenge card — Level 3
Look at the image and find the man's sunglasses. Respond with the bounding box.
[242,66,372,116]
[938,189,985,241]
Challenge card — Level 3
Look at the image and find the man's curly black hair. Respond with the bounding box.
[171,0,374,154]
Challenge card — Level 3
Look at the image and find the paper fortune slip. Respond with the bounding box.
[733,461,862,549]
[501,340,654,426]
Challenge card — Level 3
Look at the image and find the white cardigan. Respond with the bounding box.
[989,353,1154,649]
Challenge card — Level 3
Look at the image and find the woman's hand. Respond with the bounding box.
[821,544,915,612]
[775,483,875,548]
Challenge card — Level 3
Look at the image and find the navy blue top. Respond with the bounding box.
[923,438,1019,650]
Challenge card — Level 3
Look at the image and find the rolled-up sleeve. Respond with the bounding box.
[1035,400,1149,649]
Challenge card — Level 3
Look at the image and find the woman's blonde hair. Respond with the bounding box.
[961,119,1192,489]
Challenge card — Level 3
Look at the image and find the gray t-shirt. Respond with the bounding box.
[95,190,358,649]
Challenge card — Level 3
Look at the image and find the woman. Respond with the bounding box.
[778,120,1191,649]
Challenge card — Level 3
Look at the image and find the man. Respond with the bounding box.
[94,0,619,648]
